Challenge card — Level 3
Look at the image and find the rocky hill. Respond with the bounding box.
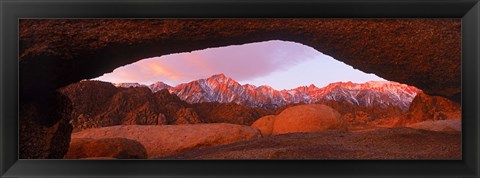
[61,78,459,132]
[59,80,272,131]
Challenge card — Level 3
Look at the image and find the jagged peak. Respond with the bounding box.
[243,84,257,89]
[110,76,418,110]
[114,82,141,85]
[206,73,242,86]
[321,81,350,89]
[364,81,417,90]
[366,80,390,84]
[149,81,172,87]
[113,82,145,88]
[365,80,393,85]
[151,81,167,85]
[320,81,390,91]
[210,73,227,79]
[257,85,274,90]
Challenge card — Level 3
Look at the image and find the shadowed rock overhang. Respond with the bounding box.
[19,19,461,103]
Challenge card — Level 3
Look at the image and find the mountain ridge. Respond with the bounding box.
[111,73,419,110]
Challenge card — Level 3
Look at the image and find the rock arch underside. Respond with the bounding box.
[19,19,461,158]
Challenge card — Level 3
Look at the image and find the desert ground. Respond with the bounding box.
[60,82,461,160]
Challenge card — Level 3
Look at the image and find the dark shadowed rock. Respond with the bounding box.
[106,86,159,124]
[153,89,199,124]
[192,102,273,125]
[19,92,73,159]
[20,19,461,102]
[60,81,273,131]
[398,91,461,126]
[60,81,197,131]
[61,82,158,130]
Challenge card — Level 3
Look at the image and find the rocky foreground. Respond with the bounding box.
[64,104,461,160]
[163,127,461,160]
[65,123,461,160]
[67,123,261,158]
[60,82,462,160]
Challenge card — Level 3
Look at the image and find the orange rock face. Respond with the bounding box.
[251,115,276,136]
[71,123,262,158]
[399,91,461,126]
[271,104,345,135]
[64,138,148,159]
[173,108,202,125]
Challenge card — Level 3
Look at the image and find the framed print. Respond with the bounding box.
[1,0,479,177]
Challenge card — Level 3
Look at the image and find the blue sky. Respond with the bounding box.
[94,40,385,90]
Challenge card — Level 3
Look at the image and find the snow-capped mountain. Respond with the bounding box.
[113,82,145,88]
[149,82,172,93]
[113,82,172,92]
[113,74,419,110]
[310,81,418,110]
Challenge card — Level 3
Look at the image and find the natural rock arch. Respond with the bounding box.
[20,19,460,102]
[18,19,461,158]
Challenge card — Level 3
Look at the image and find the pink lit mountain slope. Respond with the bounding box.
[114,74,419,110]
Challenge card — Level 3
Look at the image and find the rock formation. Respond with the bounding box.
[20,19,461,102]
[406,120,461,132]
[71,124,262,158]
[59,81,204,132]
[254,104,346,135]
[152,89,193,124]
[173,108,202,125]
[60,80,273,131]
[19,92,73,159]
[64,138,148,159]
[191,102,273,125]
[165,128,461,160]
[321,100,405,129]
[251,115,276,136]
[18,19,461,159]
[398,91,461,126]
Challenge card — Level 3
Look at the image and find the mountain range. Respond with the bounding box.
[113,74,419,110]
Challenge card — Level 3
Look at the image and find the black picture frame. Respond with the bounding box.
[1,0,479,177]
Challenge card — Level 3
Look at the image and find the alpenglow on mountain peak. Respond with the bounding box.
[113,73,419,110]
[211,73,227,79]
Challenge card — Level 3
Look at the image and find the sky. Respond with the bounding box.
[93,40,386,90]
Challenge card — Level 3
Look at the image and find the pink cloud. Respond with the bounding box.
[94,40,320,86]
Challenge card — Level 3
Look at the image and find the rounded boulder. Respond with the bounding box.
[64,137,148,159]
[251,115,276,136]
[71,123,262,158]
[272,104,344,135]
